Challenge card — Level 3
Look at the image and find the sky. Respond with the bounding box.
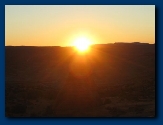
[5,5,155,46]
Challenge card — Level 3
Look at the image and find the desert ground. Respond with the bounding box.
[5,43,155,117]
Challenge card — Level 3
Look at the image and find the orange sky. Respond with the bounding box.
[5,5,155,46]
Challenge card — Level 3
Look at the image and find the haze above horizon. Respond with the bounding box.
[5,5,155,46]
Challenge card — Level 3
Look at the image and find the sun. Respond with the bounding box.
[73,37,92,52]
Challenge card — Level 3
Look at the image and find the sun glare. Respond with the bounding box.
[73,37,92,52]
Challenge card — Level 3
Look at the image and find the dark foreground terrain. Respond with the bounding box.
[5,43,155,117]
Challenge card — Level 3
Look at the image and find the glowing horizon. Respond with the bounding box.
[5,5,155,46]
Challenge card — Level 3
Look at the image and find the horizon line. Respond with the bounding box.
[5,42,155,47]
